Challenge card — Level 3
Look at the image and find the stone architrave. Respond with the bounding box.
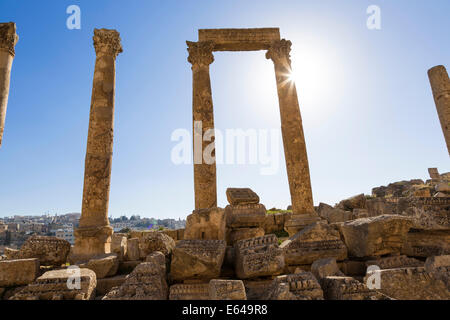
[73,29,122,262]
[209,279,247,300]
[266,39,318,234]
[169,283,210,300]
[0,22,18,147]
[264,271,324,300]
[428,65,450,155]
[187,40,217,210]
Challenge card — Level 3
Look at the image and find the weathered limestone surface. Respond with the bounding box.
[364,267,450,300]
[425,255,450,287]
[338,215,413,257]
[6,235,70,266]
[0,22,18,147]
[225,204,266,228]
[209,279,246,300]
[316,203,352,223]
[243,279,274,300]
[95,274,127,296]
[0,258,39,287]
[170,240,226,281]
[280,222,347,265]
[266,39,315,228]
[187,40,217,210]
[365,255,423,270]
[184,207,226,240]
[311,258,345,284]
[103,257,168,300]
[264,271,324,300]
[11,268,97,300]
[125,238,140,261]
[169,283,209,300]
[226,227,265,245]
[74,29,123,262]
[322,276,387,300]
[137,231,175,259]
[337,194,367,211]
[402,229,450,257]
[80,254,119,279]
[234,235,285,279]
[111,234,127,261]
[428,65,450,155]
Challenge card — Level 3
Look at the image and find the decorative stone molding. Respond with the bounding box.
[265,39,292,66]
[93,28,123,58]
[0,22,19,57]
[186,41,215,67]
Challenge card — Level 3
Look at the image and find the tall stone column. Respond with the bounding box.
[73,29,123,262]
[0,22,18,148]
[266,39,318,236]
[187,41,217,209]
[428,65,450,156]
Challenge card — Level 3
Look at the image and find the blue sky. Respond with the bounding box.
[0,0,448,219]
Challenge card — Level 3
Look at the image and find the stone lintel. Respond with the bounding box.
[198,28,280,51]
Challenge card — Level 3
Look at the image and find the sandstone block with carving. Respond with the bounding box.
[0,258,40,287]
[264,271,323,300]
[138,231,175,259]
[225,204,266,228]
[281,222,347,265]
[226,188,260,205]
[209,279,246,300]
[170,240,226,281]
[226,227,265,245]
[234,235,285,279]
[363,267,450,300]
[8,236,71,266]
[184,207,226,240]
[103,257,168,300]
[338,215,413,257]
[402,230,450,257]
[169,283,209,300]
[10,268,97,300]
[322,276,388,300]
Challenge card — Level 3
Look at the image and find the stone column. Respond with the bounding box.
[266,39,318,236]
[73,29,122,262]
[0,22,18,148]
[428,65,450,156]
[187,41,217,209]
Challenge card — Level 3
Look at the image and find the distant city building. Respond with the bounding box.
[55,228,74,244]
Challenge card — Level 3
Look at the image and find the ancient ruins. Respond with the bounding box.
[0,25,449,301]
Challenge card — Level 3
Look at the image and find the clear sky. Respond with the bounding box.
[0,0,448,219]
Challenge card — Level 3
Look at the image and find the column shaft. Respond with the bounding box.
[187,41,217,209]
[0,22,18,148]
[73,29,122,262]
[428,65,450,156]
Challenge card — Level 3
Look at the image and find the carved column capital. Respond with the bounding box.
[266,39,292,66]
[0,22,19,57]
[187,41,215,68]
[93,28,123,58]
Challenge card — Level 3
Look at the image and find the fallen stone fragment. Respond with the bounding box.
[169,283,209,300]
[10,268,97,300]
[0,258,40,287]
[322,276,388,300]
[209,279,246,300]
[264,271,324,300]
[170,240,226,281]
[184,207,226,240]
[234,235,285,279]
